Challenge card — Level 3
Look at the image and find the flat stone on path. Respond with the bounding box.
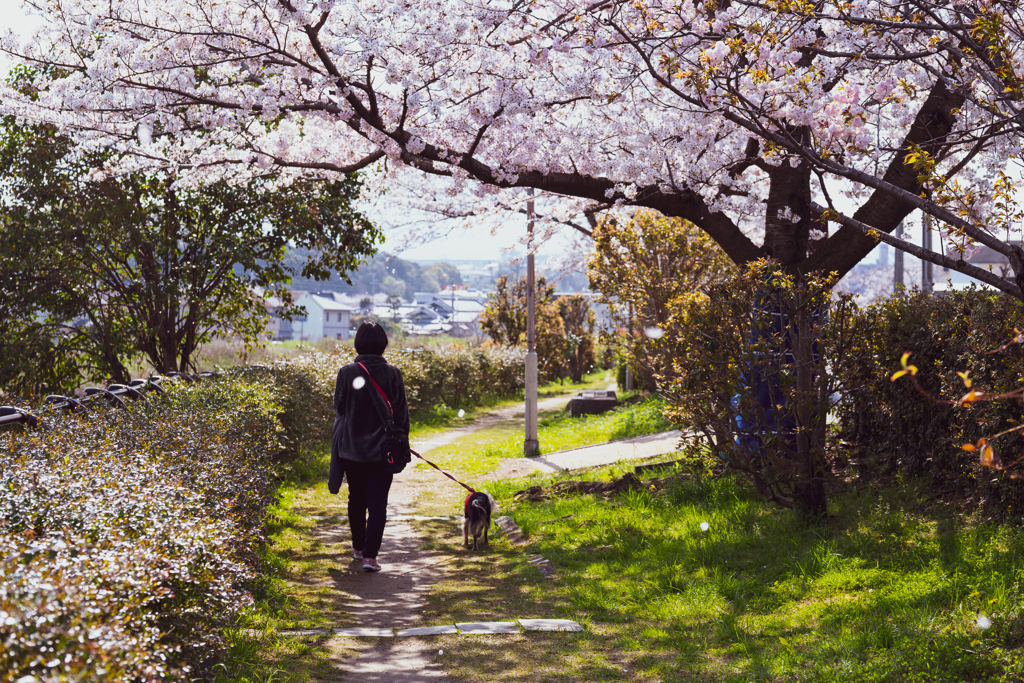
[456,621,521,634]
[519,619,583,632]
[277,628,330,637]
[396,625,459,636]
[334,627,395,637]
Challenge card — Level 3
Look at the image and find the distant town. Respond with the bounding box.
[263,253,593,341]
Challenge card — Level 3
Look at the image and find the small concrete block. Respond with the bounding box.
[333,627,395,637]
[519,619,584,632]
[396,625,459,636]
[456,621,521,634]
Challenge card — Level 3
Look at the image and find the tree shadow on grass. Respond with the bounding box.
[497,475,1024,682]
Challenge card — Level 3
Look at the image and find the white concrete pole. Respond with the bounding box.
[624,301,634,391]
[894,221,905,295]
[922,213,934,294]
[524,188,540,457]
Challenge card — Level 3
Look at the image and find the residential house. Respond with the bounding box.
[391,289,489,336]
[292,293,354,340]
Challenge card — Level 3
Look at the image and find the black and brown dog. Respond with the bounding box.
[463,491,498,550]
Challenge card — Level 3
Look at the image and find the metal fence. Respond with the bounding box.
[0,371,221,428]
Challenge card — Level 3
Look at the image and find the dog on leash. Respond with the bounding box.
[463,492,498,550]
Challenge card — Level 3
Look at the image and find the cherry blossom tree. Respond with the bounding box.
[3,0,1024,515]
[1,0,1022,293]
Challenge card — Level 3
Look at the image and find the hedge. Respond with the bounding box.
[0,377,280,681]
[832,287,1024,514]
[246,343,527,458]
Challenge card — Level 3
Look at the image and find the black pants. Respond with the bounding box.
[343,459,393,559]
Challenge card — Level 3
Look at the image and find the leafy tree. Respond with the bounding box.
[0,121,379,392]
[424,262,463,291]
[588,211,735,390]
[556,295,597,384]
[480,275,568,382]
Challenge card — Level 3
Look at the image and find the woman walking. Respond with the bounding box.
[328,321,410,572]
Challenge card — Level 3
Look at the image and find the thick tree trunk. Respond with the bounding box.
[792,299,827,519]
[764,152,812,267]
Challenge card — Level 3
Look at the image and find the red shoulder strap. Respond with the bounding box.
[356,361,393,415]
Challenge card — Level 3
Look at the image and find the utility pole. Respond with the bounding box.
[894,221,905,295]
[524,188,540,457]
[922,213,934,294]
[625,301,634,391]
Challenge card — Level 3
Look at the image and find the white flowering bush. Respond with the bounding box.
[0,377,280,681]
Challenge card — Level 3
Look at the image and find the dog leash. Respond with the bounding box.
[410,448,476,495]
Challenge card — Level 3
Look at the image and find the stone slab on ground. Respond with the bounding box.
[519,619,584,632]
[566,395,619,417]
[456,621,521,634]
[396,625,459,637]
[334,627,395,637]
[526,554,557,579]
[494,515,528,545]
[277,628,329,637]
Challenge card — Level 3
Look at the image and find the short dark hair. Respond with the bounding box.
[354,320,389,355]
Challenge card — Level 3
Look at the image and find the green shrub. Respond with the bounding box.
[832,287,1024,515]
[660,263,863,516]
[0,376,280,681]
[392,344,524,411]
[239,344,527,460]
[235,352,341,458]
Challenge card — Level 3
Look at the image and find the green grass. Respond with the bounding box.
[417,396,673,480]
[419,467,1024,682]
[407,367,616,440]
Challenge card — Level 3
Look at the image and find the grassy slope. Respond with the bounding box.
[215,386,1024,683]
[416,396,673,480]
[420,463,1024,683]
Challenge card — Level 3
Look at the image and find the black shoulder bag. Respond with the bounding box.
[355,361,411,474]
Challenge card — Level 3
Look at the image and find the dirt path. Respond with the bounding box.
[330,465,454,681]
[329,394,577,681]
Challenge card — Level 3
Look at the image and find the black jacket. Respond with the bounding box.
[328,354,410,493]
